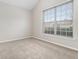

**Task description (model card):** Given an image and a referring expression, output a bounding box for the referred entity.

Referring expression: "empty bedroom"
[0,0,78,59]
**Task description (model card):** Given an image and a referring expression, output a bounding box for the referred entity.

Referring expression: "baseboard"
[32,36,78,51]
[0,36,32,43]
[0,36,77,51]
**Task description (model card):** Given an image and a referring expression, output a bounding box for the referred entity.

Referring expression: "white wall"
[32,0,78,50]
[0,2,32,42]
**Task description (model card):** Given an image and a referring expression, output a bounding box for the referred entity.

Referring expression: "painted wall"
[0,2,32,42]
[32,0,78,50]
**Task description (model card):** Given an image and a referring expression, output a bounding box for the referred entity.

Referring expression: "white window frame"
[43,0,73,39]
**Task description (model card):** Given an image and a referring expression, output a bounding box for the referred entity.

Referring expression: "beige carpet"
[0,38,78,59]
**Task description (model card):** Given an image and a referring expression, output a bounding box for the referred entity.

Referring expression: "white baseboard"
[0,36,31,43]
[0,36,77,51]
[32,36,78,51]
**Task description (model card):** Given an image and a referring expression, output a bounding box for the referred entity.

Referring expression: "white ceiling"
[0,0,39,10]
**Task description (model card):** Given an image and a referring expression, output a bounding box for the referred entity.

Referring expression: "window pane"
[50,23,54,34]
[61,31,66,36]
[44,8,55,34]
[56,6,62,21]
[44,22,55,34]
[62,2,73,20]
[56,24,61,35]
[44,10,48,22]
[56,2,73,21]
[56,31,61,35]
[56,2,73,37]
[67,32,73,37]
[48,9,55,22]
[44,23,50,33]
[57,21,73,36]
[62,4,67,20]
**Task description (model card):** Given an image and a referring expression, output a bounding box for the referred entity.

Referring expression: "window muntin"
[43,1,73,37]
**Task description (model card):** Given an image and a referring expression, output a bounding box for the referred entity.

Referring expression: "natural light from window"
[43,1,73,37]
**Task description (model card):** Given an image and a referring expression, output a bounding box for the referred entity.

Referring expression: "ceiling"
[0,0,39,10]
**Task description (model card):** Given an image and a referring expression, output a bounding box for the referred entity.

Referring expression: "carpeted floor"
[0,38,78,59]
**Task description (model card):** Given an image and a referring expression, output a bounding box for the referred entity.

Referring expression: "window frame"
[43,0,73,38]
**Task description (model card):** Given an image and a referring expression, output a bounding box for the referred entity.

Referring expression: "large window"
[43,1,73,37]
